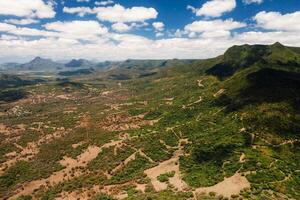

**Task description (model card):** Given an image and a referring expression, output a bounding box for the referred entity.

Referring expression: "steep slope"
[206,42,300,78]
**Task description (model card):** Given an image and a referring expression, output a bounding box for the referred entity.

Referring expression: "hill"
[0,43,299,200]
[65,59,95,68]
[206,42,300,78]
[18,57,64,72]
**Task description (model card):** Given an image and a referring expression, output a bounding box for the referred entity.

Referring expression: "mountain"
[19,57,64,71]
[206,42,300,78]
[0,43,300,200]
[65,59,95,68]
[0,74,44,89]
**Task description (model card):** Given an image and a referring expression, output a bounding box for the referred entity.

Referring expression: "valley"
[0,43,299,200]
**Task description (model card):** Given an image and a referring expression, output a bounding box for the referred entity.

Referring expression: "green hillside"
[0,43,299,200]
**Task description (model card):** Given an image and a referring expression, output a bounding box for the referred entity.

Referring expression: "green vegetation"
[157,171,175,182]
[111,154,152,184]
[0,43,299,199]
[92,193,116,200]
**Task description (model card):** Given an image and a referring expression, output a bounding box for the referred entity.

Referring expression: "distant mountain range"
[65,59,95,68]
[0,57,197,74]
[19,57,64,72]
[0,57,99,72]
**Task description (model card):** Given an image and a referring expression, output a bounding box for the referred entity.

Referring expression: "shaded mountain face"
[206,42,300,78]
[65,59,94,68]
[208,43,300,138]
[0,74,45,103]
[58,68,95,76]
[19,57,64,71]
[0,74,44,89]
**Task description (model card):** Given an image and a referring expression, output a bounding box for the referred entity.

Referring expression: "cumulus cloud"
[254,11,300,32]
[63,7,93,17]
[62,4,157,23]
[1,27,300,63]
[155,32,164,37]
[111,23,131,33]
[43,20,108,40]
[186,5,197,14]
[185,19,245,33]
[0,22,16,32]
[4,18,40,25]
[243,0,263,4]
[0,0,56,18]
[0,22,56,37]
[152,22,164,32]
[95,0,114,6]
[1,6,300,63]
[196,0,236,17]
[94,4,158,23]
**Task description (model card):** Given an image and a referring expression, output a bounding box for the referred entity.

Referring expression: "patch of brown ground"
[0,129,69,175]
[56,94,71,100]
[213,89,226,98]
[182,96,202,109]
[0,123,10,135]
[10,140,123,199]
[0,123,26,137]
[100,113,160,132]
[239,153,246,163]
[194,173,250,198]
[71,141,86,149]
[197,80,204,87]
[144,139,189,191]
[55,180,147,200]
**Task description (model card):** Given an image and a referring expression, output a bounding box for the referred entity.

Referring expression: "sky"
[0,0,300,63]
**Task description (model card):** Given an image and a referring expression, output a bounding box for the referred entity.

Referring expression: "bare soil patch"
[144,139,189,191]
[195,173,250,198]
[100,113,160,132]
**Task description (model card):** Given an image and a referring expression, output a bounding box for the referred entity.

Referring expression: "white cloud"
[4,18,39,25]
[111,23,131,33]
[95,0,114,6]
[62,4,157,23]
[77,0,90,2]
[155,32,164,37]
[152,22,164,32]
[196,0,236,18]
[254,11,300,32]
[0,0,56,18]
[185,19,245,33]
[63,7,93,17]
[43,20,108,40]
[201,30,231,38]
[0,22,16,32]
[0,34,19,40]
[186,5,197,14]
[0,22,56,37]
[243,0,263,4]
[1,28,300,63]
[94,4,158,23]
[1,8,300,63]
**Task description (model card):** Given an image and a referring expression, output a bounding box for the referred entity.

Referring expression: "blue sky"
[0,0,300,62]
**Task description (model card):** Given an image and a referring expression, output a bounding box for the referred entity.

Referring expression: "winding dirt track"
[10,140,122,199]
